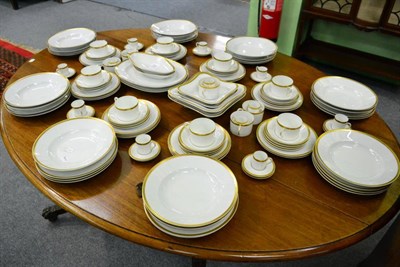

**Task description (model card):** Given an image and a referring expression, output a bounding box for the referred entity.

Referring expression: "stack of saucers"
[256,114,317,159]
[145,36,187,61]
[312,129,399,195]
[168,72,246,118]
[4,72,71,117]
[168,119,231,160]
[199,57,246,82]
[79,40,121,66]
[48,28,96,56]
[115,52,188,93]
[71,65,121,100]
[33,118,118,183]
[311,76,378,119]
[150,19,198,43]
[251,81,303,112]
[225,36,277,64]
[142,155,238,238]
[101,96,161,138]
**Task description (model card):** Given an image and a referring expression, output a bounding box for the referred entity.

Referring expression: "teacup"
[212,51,233,72]
[195,41,209,54]
[270,75,294,98]
[156,36,175,54]
[255,66,269,80]
[127,37,140,50]
[102,57,121,73]
[114,96,139,121]
[89,40,108,57]
[56,63,70,77]
[332,114,351,129]
[251,151,273,171]
[71,99,87,117]
[188,118,216,147]
[135,134,156,155]
[230,108,254,137]
[80,65,103,86]
[198,77,220,100]
[242,100,264,125]
[275,113,303,141]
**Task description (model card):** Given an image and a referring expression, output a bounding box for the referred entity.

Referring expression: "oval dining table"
[1,28,399,266]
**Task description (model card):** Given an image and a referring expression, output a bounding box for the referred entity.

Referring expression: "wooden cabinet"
[294,0,400,82]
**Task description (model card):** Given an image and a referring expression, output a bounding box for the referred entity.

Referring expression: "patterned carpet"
[0,39,34,96]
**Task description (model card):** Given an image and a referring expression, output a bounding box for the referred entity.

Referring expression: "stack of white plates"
[150,20,198,43]
[33,118,118,183]
[251,82,303,112]
[115,56,189,93]
[312,129,399,195]
[47,28,96,56]
[199,58,246,82]
[145,42,187,61]
[168,72,246,118]
[79,46,121,66]
[102,100,161,138]
[4,72,70,117]
[71,70,121,101]
[256,117,317,159]
[225,37,277,64]
[168,122,231,160]
[311,76,378,119]
[142,155,238,238]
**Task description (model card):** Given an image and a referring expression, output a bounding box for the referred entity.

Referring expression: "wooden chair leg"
[10,0,19,10]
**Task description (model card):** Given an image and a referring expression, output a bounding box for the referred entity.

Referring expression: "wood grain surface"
[1,29,399,262]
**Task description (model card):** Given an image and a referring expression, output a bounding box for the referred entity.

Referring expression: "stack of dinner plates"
[102,100,161,138]
[150,20,198,43]
[199,58,246,82]
[311,76,378,119]
[115,53,189,93]
[256,116,317,159]
[225,36,277,64]
[47,28,96,56]
[71,69,121,101]
[168,121,231,160]
[4,72,71,117]
[142,155,238,238]
[312,129,399,195]
[33,118,118,183]
[168,72,246,118]
[251,82,303,112]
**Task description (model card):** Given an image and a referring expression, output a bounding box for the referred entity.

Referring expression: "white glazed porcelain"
[241,153,275,179]
[211,51,234,72]
[108,100,149,126]
[130,53,175,76]
[87,40,109,57]
[125,37,144,51]
[150,20,197,36]
[199,60,246,82]
[230,109,254,137]
[155,36,175,54]
[251,150,273,171]
[78,65,104,86]
[179,123,225,153]
[66,101,95,119]
[102,57,121,73]
[242,100,264,125]
[71,72,121,100]
[48,28,96,50]
[270,75,294,99]
[265,116,310,146]
[193,41,212,56]
[275,113,303,141]
[129,140,160,162]
[188,118,216,147]
[135,134,156,155]
[113,96,140,122]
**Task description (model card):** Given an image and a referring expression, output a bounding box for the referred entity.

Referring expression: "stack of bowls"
[225,36,277,64]
[150,19,198,43]
[101,95,161,138]
[312,129,399,195]
[256,113,318,159]
[33,118,118,183]
[47,28,96,56]
[311,76,377,119]
[145,36,187,61]
[251,76,303,112]
[79,40,121,66]
[71,65,121,100]
[168,118,231,160]
[168,72,246,118]
[4,72,70,117]
[115,52,188,93]
[199,51,246,82]
[142,155,239,238]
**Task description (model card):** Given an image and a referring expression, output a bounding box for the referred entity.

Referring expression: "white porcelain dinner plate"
[199,61,246,82]
[142,155,238,227]
[33,118,115,171]
[4,72,70,108]
[48,28,96,50]
[151,20,197,36]
[178,123,226,153]
[312,76,377,111]
[314,129,399,187]
[225,36,277,58]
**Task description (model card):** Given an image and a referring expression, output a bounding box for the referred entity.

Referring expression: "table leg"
[192,258,206,267]
[42,205,67,222]
[10,0,19,10]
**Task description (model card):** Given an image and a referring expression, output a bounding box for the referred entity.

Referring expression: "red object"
[259,0,283,40]
[0,39,34,58]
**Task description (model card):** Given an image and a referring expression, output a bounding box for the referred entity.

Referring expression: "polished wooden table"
[1,29,400,264]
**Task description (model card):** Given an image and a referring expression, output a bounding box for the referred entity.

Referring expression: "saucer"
[151,43,180,56]
[129,141,161,162]
[193,47,212,57]
[79,48,121,66]
[66,105,95,119]
[250,72,271,83]
[108,100,149,125]
[262,82,297,102]
[199,61,246,82]
[57,67,76,78]
[206,59,239,74]
[75,71,111,89]
[265,117,310,146]
[241,154,275,179]
[323,119,352,132]
[71,72,121,100]
[124,42,144,51]
[145,44,187,61]
[85,45,116,60]
[178,123,226,153]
